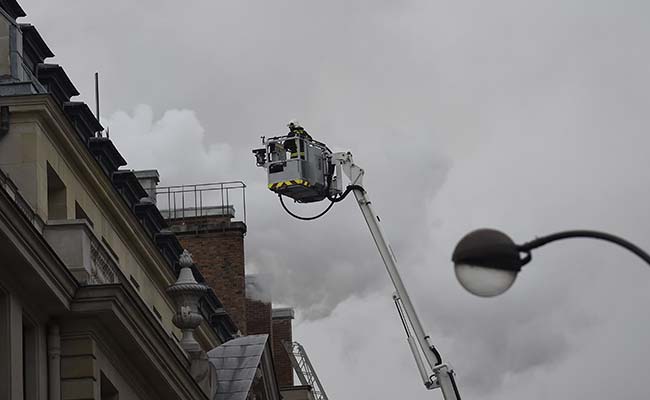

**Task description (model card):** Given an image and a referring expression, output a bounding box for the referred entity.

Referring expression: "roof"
[20,24,54,61]
[0,0,26,19]
[207,334,269,400]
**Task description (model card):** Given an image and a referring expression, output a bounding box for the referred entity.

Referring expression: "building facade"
[0,1,324,399]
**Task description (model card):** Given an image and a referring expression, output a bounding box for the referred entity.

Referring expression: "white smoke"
[105,104,233,186]
[245,274,273,304]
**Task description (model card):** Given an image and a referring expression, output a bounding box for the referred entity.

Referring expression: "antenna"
[94,72,101,137]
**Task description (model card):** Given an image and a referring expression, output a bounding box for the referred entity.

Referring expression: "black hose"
[278,195,335,221]
[429,344,443,366]
[279,185,364,221]
[327,184,364,203]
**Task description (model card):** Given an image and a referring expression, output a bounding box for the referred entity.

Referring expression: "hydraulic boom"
[253,127,461,399]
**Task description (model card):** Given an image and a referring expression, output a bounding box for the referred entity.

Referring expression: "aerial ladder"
[282,340,329,400]
[253,123,461,400]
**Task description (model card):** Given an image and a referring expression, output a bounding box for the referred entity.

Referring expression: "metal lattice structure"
[282,341,329,400]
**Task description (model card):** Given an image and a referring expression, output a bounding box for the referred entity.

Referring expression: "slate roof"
[208,334,269,400]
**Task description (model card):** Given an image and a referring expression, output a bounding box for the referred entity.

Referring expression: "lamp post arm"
[518,230,650,266]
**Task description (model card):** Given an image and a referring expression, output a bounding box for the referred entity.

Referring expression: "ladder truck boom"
[253,126,461,399]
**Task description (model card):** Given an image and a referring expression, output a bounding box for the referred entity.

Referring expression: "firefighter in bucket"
[285,120,312,159]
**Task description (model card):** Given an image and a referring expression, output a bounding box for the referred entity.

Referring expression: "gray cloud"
[18,0,650,398]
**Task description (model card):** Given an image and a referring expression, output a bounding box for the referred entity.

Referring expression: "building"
[153,180,318,400]
[0,1,321,399]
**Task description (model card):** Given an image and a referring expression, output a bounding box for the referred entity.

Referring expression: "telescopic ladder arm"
[332,152,461,400]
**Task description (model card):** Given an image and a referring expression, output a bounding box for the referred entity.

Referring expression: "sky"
[17,0,650,399]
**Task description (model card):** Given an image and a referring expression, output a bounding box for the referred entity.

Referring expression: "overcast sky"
[18,0,650,398]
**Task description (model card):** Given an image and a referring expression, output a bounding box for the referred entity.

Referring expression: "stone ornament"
[166,249,209,352]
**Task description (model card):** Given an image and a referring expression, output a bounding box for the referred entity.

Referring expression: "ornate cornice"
[0,0,25,19]
[71,284,210,400]
[134,199,168,239]
[63,101,103,143]
[0,94,232,346]
[36,64,79,105]
[112,170,148,210]
[19,24,53,71]
[155,229,184,268]
[88,137,127,176]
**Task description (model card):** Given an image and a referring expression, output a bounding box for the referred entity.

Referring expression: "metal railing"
[155,181,246,224]
[282,340,329,400]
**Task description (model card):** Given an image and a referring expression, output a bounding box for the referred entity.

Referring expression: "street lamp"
[452,228,650,297]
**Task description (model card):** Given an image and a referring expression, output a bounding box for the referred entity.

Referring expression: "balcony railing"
[43,219,119,285]
[0,167,119,285]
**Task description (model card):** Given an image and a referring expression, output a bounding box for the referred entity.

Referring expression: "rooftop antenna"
[94,72,101,137]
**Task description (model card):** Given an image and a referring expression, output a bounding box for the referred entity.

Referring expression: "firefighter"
[285,120,312,159]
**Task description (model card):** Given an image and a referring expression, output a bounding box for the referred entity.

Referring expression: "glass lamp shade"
[454,263,517,297]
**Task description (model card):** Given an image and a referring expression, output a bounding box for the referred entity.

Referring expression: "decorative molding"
[0,180,78,310]
[36,64,79,106]
[19,24,53,72]
[88,137,127,177]
[63,101,102,143]
[0,0,25,19]
[70,284,211,400]
[134,198,168,239]
[154,229,183,268]
[0,94,232,345]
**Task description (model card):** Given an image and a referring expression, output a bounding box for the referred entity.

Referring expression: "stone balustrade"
[43,219,118,285]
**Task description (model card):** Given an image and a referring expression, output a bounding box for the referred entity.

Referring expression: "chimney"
[246,275,272,342]
[162,182,248,333]
[272,307,295,387]
[133,169,160,205]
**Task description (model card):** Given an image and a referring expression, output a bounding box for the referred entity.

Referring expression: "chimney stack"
[246,275,272,340]
[133,169,160,205]
[272,307,295,387]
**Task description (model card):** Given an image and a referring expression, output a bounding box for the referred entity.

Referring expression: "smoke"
[29,0,650,397]
[105,104,233,186]
[244,137,451,320]
[245,274,273,304]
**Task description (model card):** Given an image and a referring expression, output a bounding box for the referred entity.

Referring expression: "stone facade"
[0,1,237,399]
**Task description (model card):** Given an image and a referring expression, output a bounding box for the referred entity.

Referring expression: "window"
[100,372,118,400]
[22,316,37,400]
[75,202,94,228]
[47,163,67,220]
